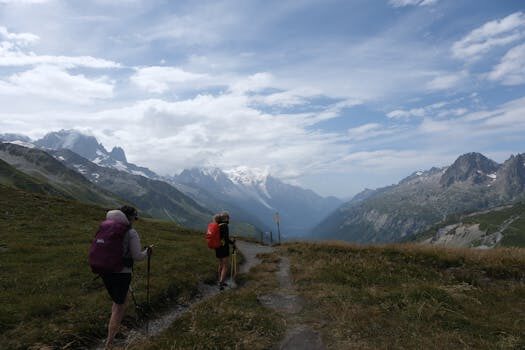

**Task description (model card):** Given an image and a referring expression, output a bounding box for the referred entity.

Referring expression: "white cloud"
[131,66,210,93]
[250,87,321,108]
[0,50,121,68]
[0,26,39,45]
[304,99,362,125]
[229,72,274,94]
[388,0,438,8]
[141,3,239,46]
[0,26,120,68]
[0,0,50,3]
[340,149,447,174]
[488,43,525,85]
[347,123,397,141]
[482,96,525,128]
[0,90,352,179]
[387,101,448,119]
[0,65,114,103]
[426,71,467,91]
[418,95,525,135]
[452,12,525,60]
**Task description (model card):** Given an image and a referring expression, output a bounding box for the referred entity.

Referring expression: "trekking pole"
[129,284,143,319]
[146,246,152,335]
[230,243,237,284]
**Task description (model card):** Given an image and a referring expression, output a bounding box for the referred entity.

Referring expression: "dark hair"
[220,211,230,223]
[119,205,138,220]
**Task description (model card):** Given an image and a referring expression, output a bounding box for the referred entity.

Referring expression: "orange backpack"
[205,222,221,249]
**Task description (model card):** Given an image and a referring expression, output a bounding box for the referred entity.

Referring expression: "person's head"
[220,211,230,223]
[213,214,221,223]
[119,205,138,223]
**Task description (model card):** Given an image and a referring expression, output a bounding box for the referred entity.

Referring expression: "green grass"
[284,242,525,350]
[130,252,285,350]
[0,185,218,349]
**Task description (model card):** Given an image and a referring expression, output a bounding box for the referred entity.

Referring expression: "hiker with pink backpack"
[88,205,152,349]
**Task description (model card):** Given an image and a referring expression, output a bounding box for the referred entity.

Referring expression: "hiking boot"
[219,281,228,290]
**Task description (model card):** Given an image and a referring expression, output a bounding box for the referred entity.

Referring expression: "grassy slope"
[0,158,70,198]
[130,252,285,350]
[0,185,218,350]
[0,143,122,208]
[410,202,525,247]
[285,242,525,349]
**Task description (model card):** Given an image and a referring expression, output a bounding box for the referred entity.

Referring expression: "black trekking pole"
[146,246,152,335]
[230,241,237,287]
[129,284,144,320]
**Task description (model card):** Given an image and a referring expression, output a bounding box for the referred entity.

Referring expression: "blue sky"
[0,0,524,198]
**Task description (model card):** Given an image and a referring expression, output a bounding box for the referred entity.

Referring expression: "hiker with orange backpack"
[216,211,235,290]
[88,205,152,349]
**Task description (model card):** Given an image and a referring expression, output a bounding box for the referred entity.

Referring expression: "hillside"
[0,184,218,350]
[411,202,525,248]
[0,158,68,197]
[49,148,216,231]
[0,143,123,207]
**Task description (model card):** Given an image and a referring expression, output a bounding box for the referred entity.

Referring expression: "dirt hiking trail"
[93,241,324,349]
[257,252,325,350]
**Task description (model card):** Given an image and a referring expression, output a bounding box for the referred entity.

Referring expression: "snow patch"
[131,170,148,177]
[487,173,497,180]
[6,140,35,148]
[224,166,269,186]
[62,131,82,149]
[113,160,128,171]
[73,164,87,174]
[415,171,423,176]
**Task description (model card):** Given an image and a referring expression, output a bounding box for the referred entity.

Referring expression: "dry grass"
[285,241,525,350]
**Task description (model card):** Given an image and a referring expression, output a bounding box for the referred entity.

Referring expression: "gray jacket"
[106,210,148,273]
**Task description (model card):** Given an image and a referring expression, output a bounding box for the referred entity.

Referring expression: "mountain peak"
[224,166,270,185]
[110,146,127,163]
[177,167,234,188]
[494,153,525,196]
[0,133,32,143]
[439,152,499,187]
[35,129,105,160]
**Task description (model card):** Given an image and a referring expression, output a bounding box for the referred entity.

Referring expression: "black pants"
[101,273,132,304]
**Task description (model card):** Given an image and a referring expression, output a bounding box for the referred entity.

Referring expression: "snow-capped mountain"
[2,129,341,236]
[34,129,159,179]
[172,166,342,238]
[0,133,35,148]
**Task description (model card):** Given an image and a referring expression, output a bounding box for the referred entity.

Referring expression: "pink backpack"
[88,219,129,274]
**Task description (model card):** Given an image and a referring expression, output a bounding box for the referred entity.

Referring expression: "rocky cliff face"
[439,152,499,187]
[494,153,525,198]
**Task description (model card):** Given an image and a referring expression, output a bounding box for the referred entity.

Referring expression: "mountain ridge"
[313,151,525,243]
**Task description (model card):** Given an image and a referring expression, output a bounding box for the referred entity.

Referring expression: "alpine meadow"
[1,1,525,349]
